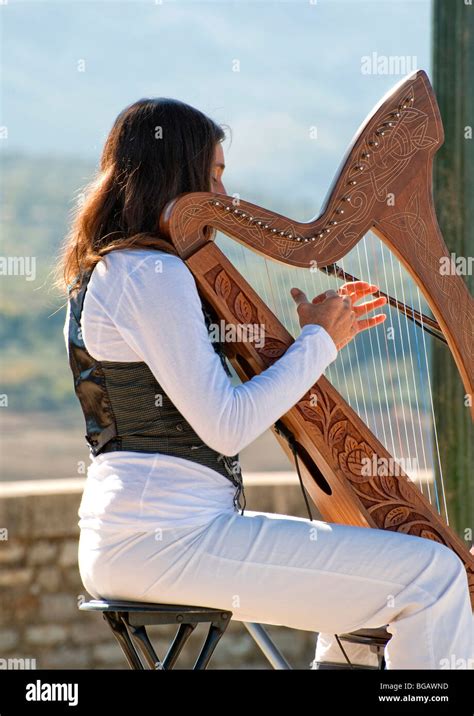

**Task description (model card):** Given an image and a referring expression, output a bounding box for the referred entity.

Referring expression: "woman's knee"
[422,540,468,594]
[433,541,465,573]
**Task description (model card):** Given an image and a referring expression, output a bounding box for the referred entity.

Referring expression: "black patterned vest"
[66,261,246,514]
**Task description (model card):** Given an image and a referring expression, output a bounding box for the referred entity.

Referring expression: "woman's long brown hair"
[54,97,226,293]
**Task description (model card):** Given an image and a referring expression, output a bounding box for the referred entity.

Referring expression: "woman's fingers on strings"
[355,313,387,332]
[339,283,387,312]
[290,283,386,338]
[338,281,379,297]
[353,295,387,315]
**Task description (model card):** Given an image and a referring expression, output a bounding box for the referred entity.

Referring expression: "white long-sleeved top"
[64,248,338,531]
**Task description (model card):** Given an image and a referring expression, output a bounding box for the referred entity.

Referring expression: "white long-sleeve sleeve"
[84,249,338,457]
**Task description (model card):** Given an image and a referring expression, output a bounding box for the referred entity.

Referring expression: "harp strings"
[344,233,445,520]
[216,230,447,524]
[414,282,447,520]
[391,251,426,491]
[368,236,430,501]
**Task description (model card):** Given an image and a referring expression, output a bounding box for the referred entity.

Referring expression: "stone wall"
[0,474,320,670]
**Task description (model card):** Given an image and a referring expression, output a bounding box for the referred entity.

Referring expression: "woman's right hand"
[290,287,355,349]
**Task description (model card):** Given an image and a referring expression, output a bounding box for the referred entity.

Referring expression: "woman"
[57,97,473,670]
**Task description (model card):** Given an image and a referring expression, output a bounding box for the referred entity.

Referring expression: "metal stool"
[80,599,390,670]
[79,599,232,670]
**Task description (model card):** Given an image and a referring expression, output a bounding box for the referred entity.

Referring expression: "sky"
[1,0,432,211]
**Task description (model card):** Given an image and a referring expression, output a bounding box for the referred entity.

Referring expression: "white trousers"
[78,507,474,670]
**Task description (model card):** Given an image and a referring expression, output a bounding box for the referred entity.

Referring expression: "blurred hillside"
[1,151,96,411]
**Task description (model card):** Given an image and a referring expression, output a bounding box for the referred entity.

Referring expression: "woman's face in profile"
[211,142,227,196]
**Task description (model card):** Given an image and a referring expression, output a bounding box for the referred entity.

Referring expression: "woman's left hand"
[311,281,387,350]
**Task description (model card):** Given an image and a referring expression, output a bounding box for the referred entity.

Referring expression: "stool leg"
[194,622,228,670]
[163,623,197,669]
[103,612,144,670]
[127,624,163,670]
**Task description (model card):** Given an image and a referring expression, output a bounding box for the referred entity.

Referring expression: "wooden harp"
[160,70,474,608]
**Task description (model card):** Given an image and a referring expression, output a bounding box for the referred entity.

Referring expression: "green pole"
[432,0,474,539]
